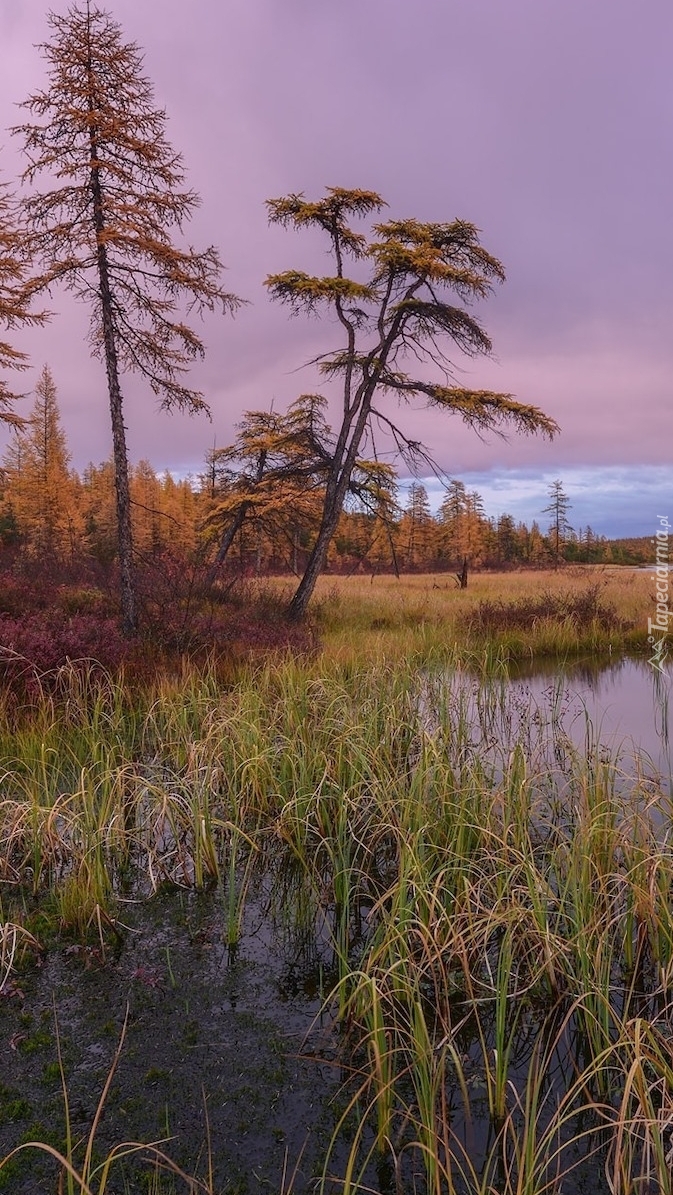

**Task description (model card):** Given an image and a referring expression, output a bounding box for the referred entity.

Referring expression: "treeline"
[340,482,651,572]
[0,367,648,577]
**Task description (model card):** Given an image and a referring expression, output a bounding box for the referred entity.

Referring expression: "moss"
[41,1061,61,1086]
[19,1120,63,1150]
[0,1121,67,1189]
[0,1155,23,1190]
[143,1067,169,1086]
[18,1029,51,1055]
[182,1020,199,1046]
[0,1085,32,1124]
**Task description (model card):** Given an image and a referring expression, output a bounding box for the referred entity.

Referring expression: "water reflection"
[505,655,671,783]
[427,656,672,800]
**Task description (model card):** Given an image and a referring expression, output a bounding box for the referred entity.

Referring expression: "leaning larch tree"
[14,3,239,634]
[265,189,559,620]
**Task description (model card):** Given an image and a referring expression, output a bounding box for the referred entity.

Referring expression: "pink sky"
[1,0,671,534]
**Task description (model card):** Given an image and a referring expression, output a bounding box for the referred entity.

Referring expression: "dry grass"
[299,567,653,660]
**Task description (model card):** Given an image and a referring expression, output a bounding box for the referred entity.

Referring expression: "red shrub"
[0,609,128,685]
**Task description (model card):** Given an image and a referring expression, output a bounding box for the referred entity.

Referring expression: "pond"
[509,655,670,773]
[435,654,672,786]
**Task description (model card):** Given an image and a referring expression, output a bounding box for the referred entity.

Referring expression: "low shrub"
[55,586,117,617]
[462,583,632,635]
[0,567,315,701]
[0,609,129,696]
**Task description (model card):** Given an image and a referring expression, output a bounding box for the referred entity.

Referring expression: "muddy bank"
[0,885,348,1193]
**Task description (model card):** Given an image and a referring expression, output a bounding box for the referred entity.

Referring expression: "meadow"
[308,566,650,658]
[1,566,671,1194]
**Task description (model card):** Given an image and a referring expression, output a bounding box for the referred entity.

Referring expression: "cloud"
[0,0,671,538]
[418,465,673,538]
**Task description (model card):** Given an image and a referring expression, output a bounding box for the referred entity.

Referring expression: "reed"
[1,640,671,1193]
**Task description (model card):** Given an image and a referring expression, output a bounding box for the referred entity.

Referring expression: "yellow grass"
[290,565,654,659]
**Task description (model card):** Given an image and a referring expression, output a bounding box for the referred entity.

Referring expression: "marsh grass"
[1,643,672,1193]
[0,920,41,992]
[306,567,652,661]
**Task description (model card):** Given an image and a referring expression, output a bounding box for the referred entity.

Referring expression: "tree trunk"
[90,173,136,635]
[104,309,136,635]
[287,367,386,620]
[206,450,267,589]
[288,511,340,620]
[288,406,372,619]
[204,503,249,588]
[288,446,353,619]
[87,40,136,635]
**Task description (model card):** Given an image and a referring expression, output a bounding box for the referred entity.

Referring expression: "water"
[507,655,671,778]
[0,885,347,1194]
[428,655,672,793]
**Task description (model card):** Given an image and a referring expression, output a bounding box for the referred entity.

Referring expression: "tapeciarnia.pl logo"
[648,515,670,674]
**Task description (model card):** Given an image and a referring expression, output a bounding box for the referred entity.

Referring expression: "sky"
[0,0,672,537]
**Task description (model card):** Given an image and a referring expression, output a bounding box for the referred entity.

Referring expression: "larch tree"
[81,459,117,564]
[14,3,240,633]
[0,181,45,427]
[495,512,519,565]
[205,394,398,579]
[401,482,435,569]
[130,459,163,559]
[205,396,332,581]
[160,472,199,556]
[543,478,573,568]
[439,478,468,565]
[265,188,559,620]
[526,519,548,566]
[463,490,488,566]
[2,364,80,557]
[334,483,401,574]
[438,482,487,584]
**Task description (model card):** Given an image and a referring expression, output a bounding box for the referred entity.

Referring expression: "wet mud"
[0,885,346,1193]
